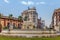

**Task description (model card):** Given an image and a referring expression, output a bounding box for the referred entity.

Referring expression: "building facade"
[52,8,60,31]
[37,19,41,29]
[0,7,42,30]
[0,15,23,29]
[41,20,45,29]
[21,7,38,29]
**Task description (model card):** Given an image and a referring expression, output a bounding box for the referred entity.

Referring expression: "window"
[33,18,36,22]
[13,23,16,29]
[7,22,10,29]
[33,15,35,18]
[27,27,29,29]
[18,24,21,29]
[58,12,60,16]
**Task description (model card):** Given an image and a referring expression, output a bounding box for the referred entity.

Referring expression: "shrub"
[3,26,8,29]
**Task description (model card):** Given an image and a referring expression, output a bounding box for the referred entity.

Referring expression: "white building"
[41,20,45,29]
[52,8,60,32]
[21,7,38,29]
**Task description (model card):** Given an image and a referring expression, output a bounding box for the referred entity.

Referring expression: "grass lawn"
[0,36,60,40]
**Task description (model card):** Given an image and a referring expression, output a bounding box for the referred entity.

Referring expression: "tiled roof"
[1,16,18,21]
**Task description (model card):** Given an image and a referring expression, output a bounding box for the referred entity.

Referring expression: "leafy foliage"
[18,16,23,22]
[24,16,28,21]
[8,14,13,19]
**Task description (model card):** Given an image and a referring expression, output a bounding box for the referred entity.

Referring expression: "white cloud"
[4,0,9,3]
[28,1,34,5]
[36,2,46,5]
[21,1,46,5]
[21,1,34,5]
[21,1,27,5]
[40,2,46,4]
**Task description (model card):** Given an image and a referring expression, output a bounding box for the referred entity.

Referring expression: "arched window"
[18,23,21,29]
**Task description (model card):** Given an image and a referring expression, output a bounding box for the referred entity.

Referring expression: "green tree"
[0,13,2,23]
[8,14,13,19]
[24,16,28,21]
[8,14,13,24]
[18,16,23,22]
[18,16,23,29]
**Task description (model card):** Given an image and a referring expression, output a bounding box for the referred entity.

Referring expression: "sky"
[0,0,60,26]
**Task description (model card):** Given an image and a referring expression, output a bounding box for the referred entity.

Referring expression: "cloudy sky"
[0,0,60,26]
